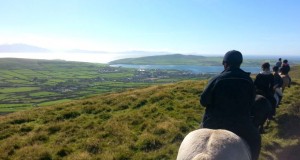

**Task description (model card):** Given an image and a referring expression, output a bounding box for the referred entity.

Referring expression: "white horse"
[177,129,251,160]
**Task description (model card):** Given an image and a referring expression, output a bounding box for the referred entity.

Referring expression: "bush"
[136,134,163,152]
[57,111,81,120]
[11,145,53,160]
[20,125,33,133]
[48,125,61,134]
[57,148,72,157]
[133,99,147,109]
[31,133,49,143]
[84,138,101,154]
[10,118,33,124]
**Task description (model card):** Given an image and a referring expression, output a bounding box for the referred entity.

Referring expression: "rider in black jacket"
[200,50,261,160]
[254,62,276,119]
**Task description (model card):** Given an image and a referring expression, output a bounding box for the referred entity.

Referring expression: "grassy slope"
[289,65,300,79]
[0,68,299,160]
[0,81,204,160]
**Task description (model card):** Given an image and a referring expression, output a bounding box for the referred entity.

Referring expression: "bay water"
[110,64,261,74]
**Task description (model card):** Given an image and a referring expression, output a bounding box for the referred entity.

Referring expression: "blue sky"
[0,0,299,59]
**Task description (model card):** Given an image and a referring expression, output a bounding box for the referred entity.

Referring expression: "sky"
[0,0,299,62]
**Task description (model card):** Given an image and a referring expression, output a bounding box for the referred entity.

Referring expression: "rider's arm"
[200,78,217,107]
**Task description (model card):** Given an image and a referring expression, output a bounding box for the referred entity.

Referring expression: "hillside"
[108,54,295,67]
[109,54,215,65]
[0,70,300,159]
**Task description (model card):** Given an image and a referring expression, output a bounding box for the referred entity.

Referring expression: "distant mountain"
[108,54,223,65]
[66,49,107,54]
[0,44,50,52]
[119,50,180,55]
[109,54,300,67]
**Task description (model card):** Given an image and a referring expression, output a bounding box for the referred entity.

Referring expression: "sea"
[110,64,261,74]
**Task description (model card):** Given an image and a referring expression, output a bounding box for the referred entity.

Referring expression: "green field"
[0,58,210,112]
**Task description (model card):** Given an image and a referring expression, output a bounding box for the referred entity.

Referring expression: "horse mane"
[177,129,251,160]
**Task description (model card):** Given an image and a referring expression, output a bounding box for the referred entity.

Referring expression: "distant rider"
[280,59,291,90]
[273,66,283,106]
[254,62,276,119]
[275,58,282,68]
[200,50,261,160]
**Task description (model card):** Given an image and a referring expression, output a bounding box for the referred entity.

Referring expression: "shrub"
[114,104,129,111]
[57,147,72,157]
[11,145,52,160]
[31,133,49,143]
[133,99,147,109]
[83,138,101,154]
[57,111,81,120]
[20,125,33,133]
[48,125,61,134]
[0,133,12,140]
[136,134,163,152]
[171,133,184,143]
[99,113,111,120]
[153,128,167,135]
[10,118,33,124]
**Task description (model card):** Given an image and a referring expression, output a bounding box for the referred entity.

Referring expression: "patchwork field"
[0,58,210,112]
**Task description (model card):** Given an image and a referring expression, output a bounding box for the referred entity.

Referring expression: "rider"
[275,58,282,68]
[273,66,283,106]
[280,59,292,89]
[254,62,276,119]
[200,50,261,160]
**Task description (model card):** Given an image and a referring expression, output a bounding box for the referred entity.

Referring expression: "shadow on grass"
[291,81,300,86]
[277,113,300,138]
[276,102,300,160]
[277,144,300,160]
[277,101,300,137]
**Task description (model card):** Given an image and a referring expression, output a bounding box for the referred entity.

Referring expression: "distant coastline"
[110,64,261,74]
[1,52,300,65]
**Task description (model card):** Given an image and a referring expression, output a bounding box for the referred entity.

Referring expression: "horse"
[280,74,291,93]
[176,128,251,160]
[251,94,273,133]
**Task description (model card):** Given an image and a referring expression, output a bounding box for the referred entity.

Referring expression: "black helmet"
[223,50,243,66]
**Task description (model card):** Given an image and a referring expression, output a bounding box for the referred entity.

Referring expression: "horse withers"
[177,128,251,160]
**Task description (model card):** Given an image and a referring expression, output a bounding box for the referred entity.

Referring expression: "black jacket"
[254,72,274,97]
[200,67,260,160]
[200,67,255,119]
[273,72,283,88]
[200,68,261,160]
